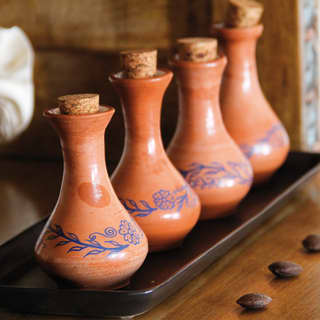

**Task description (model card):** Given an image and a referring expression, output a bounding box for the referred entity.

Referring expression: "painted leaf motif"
[84,249,104,257]
[67,246,86,253]
[105,240,122,247]
[67,232,79,241]
[140,200,151,208]
[55,240,70,247]
[128,199,137,207]
[175,194,187,210]
[135,213,150,217]
[86,239,101,247]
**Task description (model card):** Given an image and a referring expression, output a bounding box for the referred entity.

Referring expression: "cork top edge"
[171,52,226,67]
[109,68,172,83]
[120,48,156,55]
[211,23,264,39]
[44,106,114,118]
[229,0,263,9]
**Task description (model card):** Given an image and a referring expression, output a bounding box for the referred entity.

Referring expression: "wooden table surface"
[1,158,320,319]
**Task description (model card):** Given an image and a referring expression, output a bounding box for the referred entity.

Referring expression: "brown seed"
[268,261,303,278]
[303,234,320,252]
[237,293,272,310]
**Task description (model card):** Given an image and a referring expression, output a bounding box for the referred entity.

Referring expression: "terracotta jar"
[167,54,253,220]
[109,70,201,252]
[213,24,290,184]
[34,106,148,289]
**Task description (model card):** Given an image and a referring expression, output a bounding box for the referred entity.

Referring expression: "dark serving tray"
[0,151,319,319]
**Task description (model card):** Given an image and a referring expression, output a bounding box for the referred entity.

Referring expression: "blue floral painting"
[44,219,140,258]
[239,123,288,159]
[120,184,198,218]
[180,161,253,190]
[119,220,141,245]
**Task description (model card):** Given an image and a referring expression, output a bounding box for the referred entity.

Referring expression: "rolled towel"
[0,26,34,144]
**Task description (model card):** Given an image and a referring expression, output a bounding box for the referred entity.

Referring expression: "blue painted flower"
[119,220,130,234]
[152,189,175,210]
[119,220,140,245]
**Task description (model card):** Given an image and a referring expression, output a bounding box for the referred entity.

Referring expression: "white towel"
[0,26,34,144]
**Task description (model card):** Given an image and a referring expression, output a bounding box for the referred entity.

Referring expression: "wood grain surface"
[0,0,212,51]
[0,157,320,319]
[0,0,303,160]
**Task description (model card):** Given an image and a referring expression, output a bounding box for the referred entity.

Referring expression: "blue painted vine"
[240,123,288,159]
[120,184,198,218]
[44,219,140,258]
[180,161,253,190]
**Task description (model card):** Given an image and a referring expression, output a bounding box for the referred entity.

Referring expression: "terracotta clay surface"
[167,54,253,220]
[214,25,290,184]
[34,104,148,289]
[109,70,201,252]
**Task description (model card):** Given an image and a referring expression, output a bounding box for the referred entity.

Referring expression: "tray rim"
[0,150,320,318]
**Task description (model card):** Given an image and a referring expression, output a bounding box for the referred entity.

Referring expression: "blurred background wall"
[0,0,317,167]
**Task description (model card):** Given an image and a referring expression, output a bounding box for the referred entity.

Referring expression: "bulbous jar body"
[167,55,253,220]
[109,70,201,252]
[34,107,148,289]
[215,24,290,184]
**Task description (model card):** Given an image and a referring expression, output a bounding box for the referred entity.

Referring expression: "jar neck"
[110,71,172,158]
[223,37,258,80]
[60,132,108,183]
[173,56,227,140]
[124,101,163,156]
[45,108,113,184]
[218,25,263,84]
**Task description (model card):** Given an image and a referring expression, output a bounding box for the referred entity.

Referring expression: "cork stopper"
[176,37,218,62]
[120,49,157,79]
[58,94,99,115]
[226,0,264,28]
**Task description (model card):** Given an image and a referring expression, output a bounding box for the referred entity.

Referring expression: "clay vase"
[213,24,290,184]
[109,70,201,252]
[34,106,148,289]
[167,54,253,220]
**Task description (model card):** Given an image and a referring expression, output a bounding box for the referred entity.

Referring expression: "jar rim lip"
[109,68,173,83]
[170,52,227,69]
[43,105,115,118]
[211,23,263,37]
